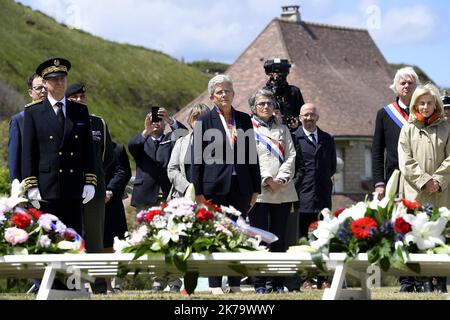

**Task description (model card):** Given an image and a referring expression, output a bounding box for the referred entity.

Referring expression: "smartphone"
[151,106,161,122]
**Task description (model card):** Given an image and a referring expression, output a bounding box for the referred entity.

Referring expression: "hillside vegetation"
[0,0,209,146]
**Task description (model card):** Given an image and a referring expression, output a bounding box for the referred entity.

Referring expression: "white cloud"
[369,5,439,45]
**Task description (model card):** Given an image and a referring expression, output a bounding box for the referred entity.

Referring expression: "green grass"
[0,287,448,300]
[0,0,209,147]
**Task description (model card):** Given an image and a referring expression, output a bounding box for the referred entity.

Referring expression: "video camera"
[264,59,291,75]
[263,59,295,125]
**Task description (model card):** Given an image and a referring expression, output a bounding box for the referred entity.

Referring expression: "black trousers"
[205,176,252,288]
[248,202,291,289]
[41,199,83,236]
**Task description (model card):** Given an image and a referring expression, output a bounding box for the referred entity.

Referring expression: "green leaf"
[311,250,325,272]
[183,246,192,261]
[183,271,199,295]
[379,256,390,272]
[228,264,249,276]
[172,253,188,273]
[116,264,130,278]
[405,263,421,274]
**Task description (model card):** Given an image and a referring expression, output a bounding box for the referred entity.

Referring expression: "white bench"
[1,252,449,300]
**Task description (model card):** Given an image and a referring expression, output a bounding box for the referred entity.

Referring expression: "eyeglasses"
[300,113,316,118]
[32,86,46,91]
[256,101,275,108]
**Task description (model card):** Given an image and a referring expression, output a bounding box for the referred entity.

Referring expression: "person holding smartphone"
[128,105,185,292]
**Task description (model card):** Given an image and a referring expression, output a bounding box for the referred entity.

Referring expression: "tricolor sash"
[384,101,409,129]
[252,119,285,164]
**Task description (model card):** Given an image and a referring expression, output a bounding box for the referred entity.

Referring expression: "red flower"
[64,229,77,240]
[196,208,214,222]
[402,199,422,211]
[201,199,222,213]
[144,209,162,223]
[394,217,412,234]
[11,213,32,229]
[161,203,168,209]
[333,208,345,218]
[351,217,378,239]
[27,208,43,219]
[308,221,319,232]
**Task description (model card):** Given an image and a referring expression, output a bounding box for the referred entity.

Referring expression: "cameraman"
[263,59,305,130]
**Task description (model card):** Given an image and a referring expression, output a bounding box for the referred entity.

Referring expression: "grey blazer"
[167,132,192,199]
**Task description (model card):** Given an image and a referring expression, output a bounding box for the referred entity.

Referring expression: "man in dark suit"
[22,57,96,234]
[128,106,185,292]
[128,107,184,211]
[289,103,336,291]
[371,66,419,293]
[372,67,419,198]
[190,74,261,294]
[8,73,47,182]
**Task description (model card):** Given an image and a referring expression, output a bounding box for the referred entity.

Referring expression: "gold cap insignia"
[54,59,60,66]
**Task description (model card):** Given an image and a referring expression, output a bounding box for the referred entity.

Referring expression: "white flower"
[152,215,167,229]
[39,235,52,248]
[0,211,6,225]
[157,218,187,243]
[7,179,28,208]
[338,201,366,223]
[57,241,77,250]
[55,220,67,236]
[37,214,60,232]
[113,237,131,252]
[129,225,149,245]
[311,210,340,249]
[404,212,447,250]
[438,207,450,220]
[220,205,241,217]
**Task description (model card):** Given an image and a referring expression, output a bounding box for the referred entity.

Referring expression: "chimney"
[280,5,301,23]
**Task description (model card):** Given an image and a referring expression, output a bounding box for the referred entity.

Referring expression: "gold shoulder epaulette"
[90,114,102,120]
[24,99,42,108]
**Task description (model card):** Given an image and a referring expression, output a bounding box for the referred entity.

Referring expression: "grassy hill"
[0,0,209,146]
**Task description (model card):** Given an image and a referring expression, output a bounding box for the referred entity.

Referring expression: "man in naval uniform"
[22,57,96,235]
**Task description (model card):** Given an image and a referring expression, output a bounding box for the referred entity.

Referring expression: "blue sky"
[16,0,450,87]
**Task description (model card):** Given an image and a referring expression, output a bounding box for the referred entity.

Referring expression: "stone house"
[175,6,396,209]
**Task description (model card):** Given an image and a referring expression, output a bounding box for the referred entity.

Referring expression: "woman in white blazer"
[248,89,298,294]
[167,104,210,198]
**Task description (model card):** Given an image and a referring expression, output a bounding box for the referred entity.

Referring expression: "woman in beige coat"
[398,83,449,293]
[398,83,450,208]
[248,89,298,294]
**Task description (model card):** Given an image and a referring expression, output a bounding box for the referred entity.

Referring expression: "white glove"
[82,185,96,204]
[28,187,42,209]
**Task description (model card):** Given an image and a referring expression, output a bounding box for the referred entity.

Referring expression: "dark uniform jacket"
[8,110,24,182]
[22,98,97,199]
[372,98,405,186]
[128,132,174,207]
[106,143,132,200]
[190,107,262,197]
[293,126,336,213]
[89,115,115,198]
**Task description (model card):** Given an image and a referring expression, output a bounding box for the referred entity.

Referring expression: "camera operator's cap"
[442,94,450,109]
[66,83,86,98]
[36,57,71,79]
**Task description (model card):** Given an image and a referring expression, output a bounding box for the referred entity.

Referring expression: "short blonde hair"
[409,83,444,121]
[187,103,210,126]
[389,66,420,94]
